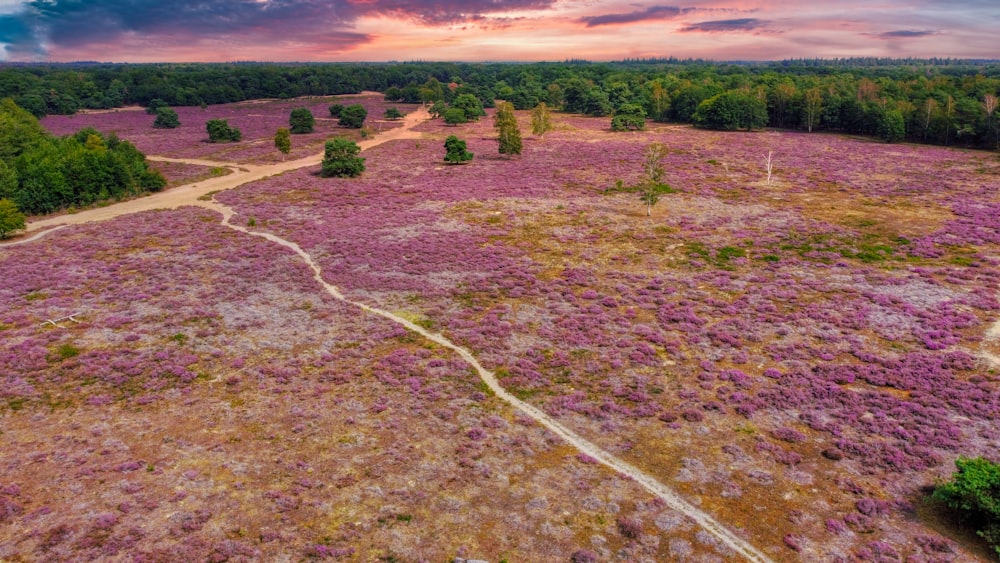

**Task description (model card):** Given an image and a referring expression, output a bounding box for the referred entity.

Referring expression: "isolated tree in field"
[289,107,315,134]
[206,119,242,142]
[152,107,180,129]
[640,142,669,216]
[611,103,646,131]
[0,198,25,239]
[443,135,473,164]
[321,138,365,178]
[383,107,404,120]
[493,101,522,157]
[443,108,467,125]
[933,456,1000,556]
[530,102,553,136]
[338,104,367,128]
[328,103,344,118]
[274,127,291,160]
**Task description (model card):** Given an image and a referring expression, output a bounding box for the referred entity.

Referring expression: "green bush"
[933,456,1000,556]
[152,107,180,129]
[321,138,365,178]
[206,119,242,142]
[289,107,315,134]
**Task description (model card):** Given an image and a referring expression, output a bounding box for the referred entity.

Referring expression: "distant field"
[2,102,999,560]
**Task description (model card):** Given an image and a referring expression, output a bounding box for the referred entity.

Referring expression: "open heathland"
[2,100,1000,561]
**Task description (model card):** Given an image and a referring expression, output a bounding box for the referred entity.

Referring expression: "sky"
[0,0,998,63]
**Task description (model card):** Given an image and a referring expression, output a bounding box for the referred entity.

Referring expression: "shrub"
[443,135,473,164]
[0,198,26,239]
[289,107,315,134]
[152,107,180,128]
[320,138,365,178]
[338,104,367,128]
[206,119,242,143]
[383,107,404,120]
[932,456,1000,556]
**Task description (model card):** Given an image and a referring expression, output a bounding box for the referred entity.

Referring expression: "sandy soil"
[16,105,429,236]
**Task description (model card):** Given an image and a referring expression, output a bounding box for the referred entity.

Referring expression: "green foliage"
[152,107,180,128]
[0,198,26,239]
[383,107,404,120]
[289,107,315,134]
[611,103,647,131]
[443,135,473,164]
[274,128,291,157]
[453,93,485,120]
[429,101,448,119]
[328,103,344,117]
[443,108,467,125]
[640,142,668,216]
[530,102,553,136]
[206,119,242,142]
[875,107,906,143]
[493,101,522,157]
[933,457,1000,556]
[145,98,168,115]
[55,343,81,360]
[321,138,365,178]
[693,90,768,131]
[338,104,367,128]
[0,101,164,215]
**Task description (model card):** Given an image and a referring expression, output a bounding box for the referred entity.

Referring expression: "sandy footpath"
[16,105,429,236]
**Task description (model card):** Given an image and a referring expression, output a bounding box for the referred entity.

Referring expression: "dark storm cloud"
[579,5,688,28]
[2,0,556,57]
[876,29,937,39]
[679,18,767,33]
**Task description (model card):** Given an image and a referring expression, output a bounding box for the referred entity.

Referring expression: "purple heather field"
[2,100,999,560]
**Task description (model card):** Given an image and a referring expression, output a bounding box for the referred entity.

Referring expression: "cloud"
[579,5,688,28]
[679,18,768,33]
[875,29,937,39]
[1,0,557,59]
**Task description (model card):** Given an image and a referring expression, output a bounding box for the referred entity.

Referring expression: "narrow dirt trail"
[201,197,775,562]
[16,106,431,237]
[4,106,774,561]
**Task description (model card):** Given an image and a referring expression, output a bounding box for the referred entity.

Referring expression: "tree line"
[1,59,998,148]
[0,98,164,218]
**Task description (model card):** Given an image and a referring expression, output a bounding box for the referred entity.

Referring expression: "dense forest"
[1,59,998,150]
[0,98,164,216]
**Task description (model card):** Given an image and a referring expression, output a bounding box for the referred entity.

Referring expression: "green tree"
[639,142,670,216]
[0,198,25,239]
[206,119,242,142]
[875,107,906,143]
[693,90,768,131]
[0,159,18,200]
[338,104,367,128]
[429,101,448,119]
[443,108,467,125]
[493,101,522,158]
[329,103,344,117]
[453,93,485,120]
[383,107,404,120]
[611,103,646,131]
[274,128,291,160]
[289,107,315,134]
[530,102,553,136]
[321,138,365,178]
[933,456,1000,556]
[145,98,168,115]
[443,135,473,164]
[152,107,180,129]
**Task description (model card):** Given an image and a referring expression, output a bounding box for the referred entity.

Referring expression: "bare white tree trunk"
[764,151,774,186]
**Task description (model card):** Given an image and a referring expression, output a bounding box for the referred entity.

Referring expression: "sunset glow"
[0,1,998,62]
